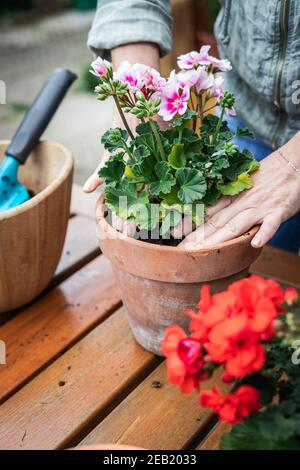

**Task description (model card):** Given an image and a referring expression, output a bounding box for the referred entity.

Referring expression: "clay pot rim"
[96,195,260,253]
[0,140,73,222]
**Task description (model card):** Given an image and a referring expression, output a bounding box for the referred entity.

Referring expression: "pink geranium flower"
[90,57,111,77]
[114,62,166,95]
[158,74,190,121]
[225,106,237,116]
[177,68,214,94]
[177,50,204,70]
[197,46,232,72]
[138,65,166,91]
[114,61,143,92]
[206,76,236,115]
[210,75,225,102]
[178,45,232,73]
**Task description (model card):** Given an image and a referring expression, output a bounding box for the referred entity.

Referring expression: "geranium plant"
[91,46,259,241]
[162,277,300,450]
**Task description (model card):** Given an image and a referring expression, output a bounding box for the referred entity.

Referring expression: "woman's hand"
[179,133,300,249]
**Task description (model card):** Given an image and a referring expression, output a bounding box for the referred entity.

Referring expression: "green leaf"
[222,149,254,181]
[134,145,150,159]
[160,186,181,206]
[101,128,129,152]
[149,161,176,196]
[248,159,260,173]
[135,121,153,135]
[235,126,255,139]
[201,114,230,138]
[98,157,125,184]
[168,143,186,169]
[176,168,207,203]
[105,178,149,220]
[217,173,253,196]
[161,126,177,142]
[207,154,230,179]
[258,409,298,441]
[202,183,221,206]
[221,417,300,450]
[181,128,203,161]
[128,145,155,178]
[173,110,197,129]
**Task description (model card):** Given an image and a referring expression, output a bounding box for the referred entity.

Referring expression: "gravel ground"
[0,10,113,185]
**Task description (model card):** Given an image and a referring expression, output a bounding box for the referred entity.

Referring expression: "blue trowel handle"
[5,68,77,164]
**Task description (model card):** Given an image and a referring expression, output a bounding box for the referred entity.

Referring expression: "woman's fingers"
[201,209,257,246]
[178,224,205,248]
[251,212,282,248]
[112,212,137,237]
[171,215,193,239]
[181,199,241,247]
[83,173,103,193]
[179,207,284,249]
[179,208,258,249]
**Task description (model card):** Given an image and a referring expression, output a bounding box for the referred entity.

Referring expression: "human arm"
[84,0,172,192]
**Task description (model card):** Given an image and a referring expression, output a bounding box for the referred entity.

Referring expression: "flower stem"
[198,94,204,124]
[190,90,197,131]
[212,106,225,146]
[113,95,134,140]
[149,119,166,161]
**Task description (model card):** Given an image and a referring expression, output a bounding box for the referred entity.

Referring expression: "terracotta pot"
[96,196,262,355]
[0,140,73,313]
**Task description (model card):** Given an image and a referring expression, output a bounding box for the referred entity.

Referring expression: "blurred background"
[0,0,220,185]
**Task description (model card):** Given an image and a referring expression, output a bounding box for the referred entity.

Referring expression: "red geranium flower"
[229,277,279,335]
[185,276,285,379]
[206,320,266,377]
[162,325,207,394]
[285,287,299,306]
[200,385,261,425]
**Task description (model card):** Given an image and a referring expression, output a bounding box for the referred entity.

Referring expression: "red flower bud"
[221,372,235,384]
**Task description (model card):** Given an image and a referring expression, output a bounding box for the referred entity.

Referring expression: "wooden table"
[0,184,299,451]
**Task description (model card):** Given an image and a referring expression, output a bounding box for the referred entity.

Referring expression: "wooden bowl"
[0,140,73,313]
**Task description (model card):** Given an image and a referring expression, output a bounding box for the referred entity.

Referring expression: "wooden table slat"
[0,308,159,450]
[0,255,120,404]
[251,246,300,288]
[196,422,230,450]
[81,363,229,451]
[53,214,100,286]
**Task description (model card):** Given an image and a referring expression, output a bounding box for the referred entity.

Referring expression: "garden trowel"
[0,68,77,212]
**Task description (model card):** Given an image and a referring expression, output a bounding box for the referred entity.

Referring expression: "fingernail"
[83,177,94,192]
[252,236,261,248]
